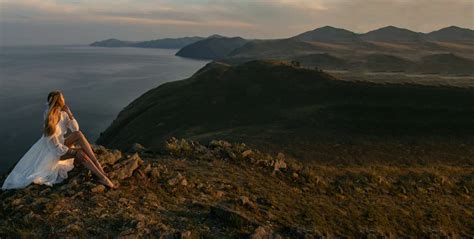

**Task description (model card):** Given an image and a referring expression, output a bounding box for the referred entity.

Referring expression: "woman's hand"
[67,148,77,157]
[63,105,74,119]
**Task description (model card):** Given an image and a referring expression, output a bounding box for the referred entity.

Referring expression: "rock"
[214,191,225,198]
[11,198,22,207]
[181,178,188,187]
[209,140,232,149]
[150,167,161,179]
[165,137,193,157]
[71,192,84,199]
[23,212,43,223]
[129,143,146,154]
[168,173,187,187]
[180,230,194,238]
[109,153,143,180]
[240,196,251,205]
[142,164,152,175]
[97,149,122,166]
[91,185,106,193]
[242,149,254,158]
[240,196,256,210]
[273,153,287,172]
[210,205,257,228]
[250,226,282,239]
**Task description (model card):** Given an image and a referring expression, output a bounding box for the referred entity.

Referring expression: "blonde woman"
[2,91,116,189]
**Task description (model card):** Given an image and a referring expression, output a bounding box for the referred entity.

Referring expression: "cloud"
[0,0,473,45]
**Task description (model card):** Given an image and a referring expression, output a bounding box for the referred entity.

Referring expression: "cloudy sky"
[1,0,473,45]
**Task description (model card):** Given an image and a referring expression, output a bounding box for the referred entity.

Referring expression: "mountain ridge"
[97,60,474,162]
[90,36,204,49]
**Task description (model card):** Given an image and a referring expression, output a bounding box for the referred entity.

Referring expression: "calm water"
[0,46,208,173]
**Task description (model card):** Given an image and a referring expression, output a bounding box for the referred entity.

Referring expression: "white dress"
[2,106,80,190]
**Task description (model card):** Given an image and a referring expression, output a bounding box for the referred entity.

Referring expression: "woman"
[2,91,116,190]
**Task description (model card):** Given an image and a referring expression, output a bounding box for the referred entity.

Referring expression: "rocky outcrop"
[0,138,472,237]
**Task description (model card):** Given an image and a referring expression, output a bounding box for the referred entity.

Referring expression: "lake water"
[0,46,208,174]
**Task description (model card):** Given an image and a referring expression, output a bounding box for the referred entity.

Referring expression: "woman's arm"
[48,134,72,157]
[63,105,80,132]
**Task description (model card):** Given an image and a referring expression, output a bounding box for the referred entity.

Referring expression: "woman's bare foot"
[98,178,118,189]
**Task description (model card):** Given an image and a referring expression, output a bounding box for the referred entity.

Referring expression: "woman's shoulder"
[59,110,68,119]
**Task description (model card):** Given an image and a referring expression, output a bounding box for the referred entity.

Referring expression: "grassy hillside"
[97,60,474,164]
[1,140,472,237]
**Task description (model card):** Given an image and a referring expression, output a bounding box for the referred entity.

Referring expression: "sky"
[1,0,473,46]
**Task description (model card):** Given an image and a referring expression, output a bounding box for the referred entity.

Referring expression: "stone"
[210,205,257,228]
[109,153,143,180]
[168,173,187,187]
[150,167,161,179]
[180,230,193,238]
[215,191,225,198]
[250,226,281,239]
[240,196,256,210]
[180,178,188,187]
[11,198,22,207]
[273,153,287,172]
[129,143,146,153]
[97,149,122,166]
[209,140,232,149]
[91,185,106,193]
[242,149,254,158]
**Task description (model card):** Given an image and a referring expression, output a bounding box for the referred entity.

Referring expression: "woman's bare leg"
[65,131,107,175]
[75,150,116,188]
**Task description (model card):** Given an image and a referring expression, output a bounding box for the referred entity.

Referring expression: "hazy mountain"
[175,36,248,60]
[360,26,424,43]
[291,26,360,43]
[131,37,204,49]
[90,37,204,49]
[90,38,134,47]
[97,60,474,158]
[426,26,474,42]
[227,39,318,59]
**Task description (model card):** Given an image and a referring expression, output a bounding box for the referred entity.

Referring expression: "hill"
[227,39,318,60]
[291,26,361,43]
[90,37,204,49]
[0,141,472,237]
[426,26,474,43]
[90,38,134,47]
[360,26,424,43]
[175,36,248,60]
[97,60,474,162]
[130,37,204,49]
[221,26,474,74]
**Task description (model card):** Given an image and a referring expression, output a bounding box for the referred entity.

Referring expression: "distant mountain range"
[90,36,204,49]
[90,26,474,75]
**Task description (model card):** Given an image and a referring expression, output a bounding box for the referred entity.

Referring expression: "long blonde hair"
[44,91,65,136]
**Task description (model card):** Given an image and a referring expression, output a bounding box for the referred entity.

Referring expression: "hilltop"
[175,36,248,60]
[1,140,472,237]
[97,60,474,163]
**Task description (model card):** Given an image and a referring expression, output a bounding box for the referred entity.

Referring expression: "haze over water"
[0,46,208,173]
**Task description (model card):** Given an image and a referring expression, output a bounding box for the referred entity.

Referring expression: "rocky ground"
[0,138,472,238]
